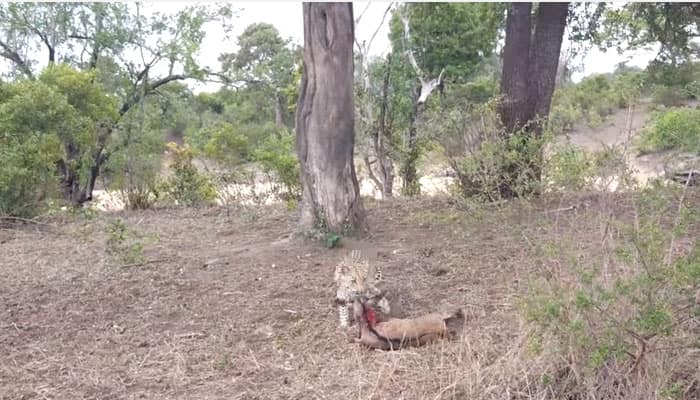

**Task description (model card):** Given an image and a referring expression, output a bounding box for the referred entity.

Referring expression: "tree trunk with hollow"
[296,2,367,235]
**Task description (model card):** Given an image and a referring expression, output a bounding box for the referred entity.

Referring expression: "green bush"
[651,85,687,108]
[0,132,62,217]
[544,145,593,191]
[544,143,635,193]
[449,102,549,202]
[646,60,698,88]
[683,80,700,99]
[549,75,616,133]
[0,77,93,217]
[462,76,498,103]
[158,143,217,207]
[547,102,583,135]
[548,70,648,135]
[189,121,250,165]
[106,108,165,211]
[0,65,120,216]
[521,182,700,395]
[454,132,547,201]
[637,107,700,153]
[252,128,301,201]
[105,217,159,266]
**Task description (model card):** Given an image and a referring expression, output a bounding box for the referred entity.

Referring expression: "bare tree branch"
[355,1,373,25]
[417,67,445,104]
[367,2,394,55]
[398,8,424,82]
[0,38,34,79]
[20,13,55,63]
[119,73,190,116]
[397,6,446,105]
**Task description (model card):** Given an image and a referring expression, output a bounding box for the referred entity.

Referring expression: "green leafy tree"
[39,64,119,203]
[219,23,300,128]
[0,2,233,204]
[386,2,504,195]
[596,3,700,65]
[0,66,116,216]
[389,3,505,80]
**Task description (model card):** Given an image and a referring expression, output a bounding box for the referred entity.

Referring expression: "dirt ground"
[1,192,698,399]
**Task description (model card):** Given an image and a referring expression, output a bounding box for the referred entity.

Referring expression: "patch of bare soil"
[1,192,698,399]
[556,99,699,185]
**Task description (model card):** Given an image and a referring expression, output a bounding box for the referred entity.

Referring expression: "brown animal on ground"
[352,299,465,350]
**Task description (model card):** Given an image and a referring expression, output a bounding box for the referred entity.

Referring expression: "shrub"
[158,143,217,207]
[549,75,616,133]
[543,143,636,193]
[521,182,700,397]
[107,116,164,211]
[544,145,593,191]
[637,107,700,153]
[453,132,547,201]
[652,85,687,108]
[105,218,146,265]
[547,101,583,135]
[0,80,78,217]
[0,133,62,217]
[190,122,250,166]
[462,76,498,103]
[548,70,648,135]
[252,128,301,202]
[683,80,700,99]
[646,60,697,88]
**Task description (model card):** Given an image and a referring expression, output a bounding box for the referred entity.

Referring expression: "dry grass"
[1,191,698,399]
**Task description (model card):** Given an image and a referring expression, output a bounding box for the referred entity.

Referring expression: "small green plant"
[637,107,700,153]
[303,213,345,248]
[325,233,342,249]
[213,353,231,371]
[105,218,146,265]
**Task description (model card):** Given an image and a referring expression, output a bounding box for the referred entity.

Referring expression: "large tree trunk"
[499,3,533,134]
[296,2,367,235]
[497,2,569,197]
[528,3,569,134]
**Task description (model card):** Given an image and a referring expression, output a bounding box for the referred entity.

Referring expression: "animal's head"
[334,251,374,296]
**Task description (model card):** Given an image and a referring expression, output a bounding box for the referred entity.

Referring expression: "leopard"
[333,250,391,328]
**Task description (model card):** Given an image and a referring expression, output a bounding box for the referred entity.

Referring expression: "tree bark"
[296,2,367,235]
[496,2,569,197]
[499,3,532,134]
[528,3,569,135]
